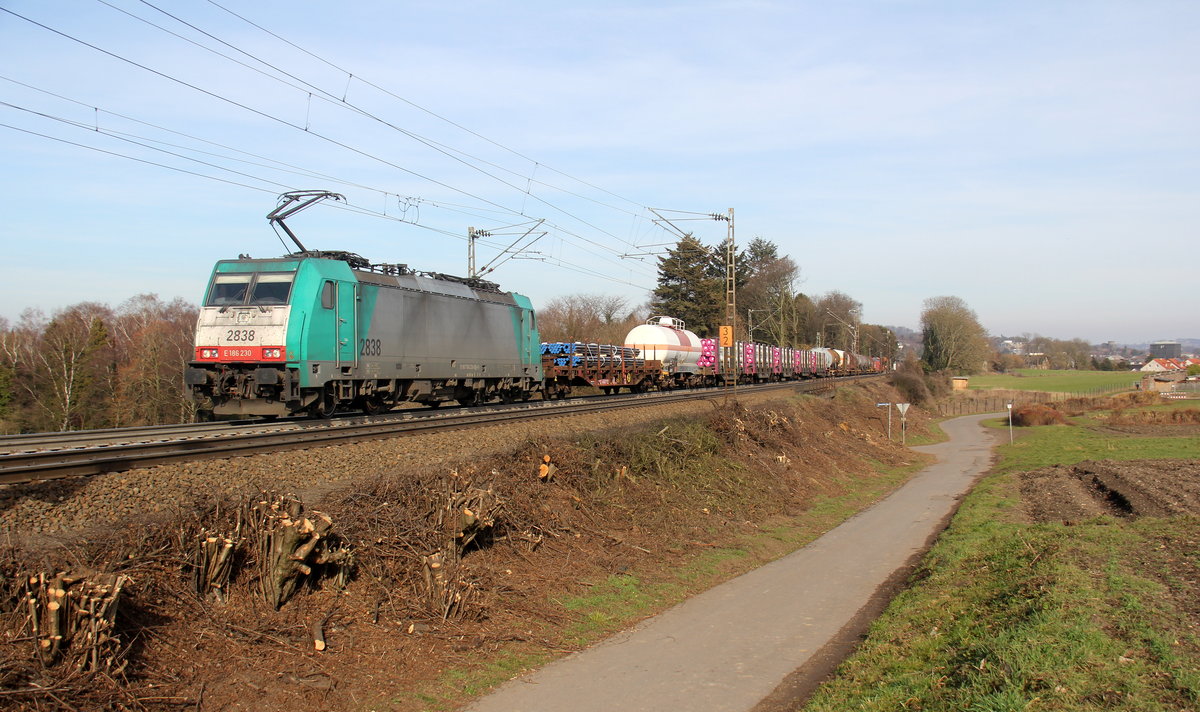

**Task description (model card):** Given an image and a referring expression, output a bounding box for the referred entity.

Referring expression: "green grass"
[993,414,1200,473]
[558,574,680,644]
[967,369,1140,394]
[805,485,1200,711]
[905,419,949,446]
[802,401,1200,712]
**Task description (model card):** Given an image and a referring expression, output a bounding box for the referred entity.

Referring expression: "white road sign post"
[896,402,910,445]
[875,402,892,441]
[1007,403,1013,444]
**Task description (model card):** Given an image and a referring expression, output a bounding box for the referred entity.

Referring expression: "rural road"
[467,412,1002,712]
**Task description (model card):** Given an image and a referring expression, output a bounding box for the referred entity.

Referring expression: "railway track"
[0,376,873,485]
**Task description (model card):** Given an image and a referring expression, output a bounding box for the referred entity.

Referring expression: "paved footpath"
[467,413,1002,712]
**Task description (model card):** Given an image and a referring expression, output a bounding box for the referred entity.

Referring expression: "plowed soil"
[1019,459,1200,523]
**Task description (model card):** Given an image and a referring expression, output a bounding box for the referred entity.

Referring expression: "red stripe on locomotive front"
[194,346,286,362]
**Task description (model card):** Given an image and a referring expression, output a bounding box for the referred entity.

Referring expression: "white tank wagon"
[624,316,703,373]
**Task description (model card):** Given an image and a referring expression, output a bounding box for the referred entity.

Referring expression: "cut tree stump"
[248,494,352,610]
[19,570,129,673]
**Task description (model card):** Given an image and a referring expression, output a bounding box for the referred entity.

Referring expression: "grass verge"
[994,410,1200,473]
[967,369,1140,394]
[802,399,1200,711]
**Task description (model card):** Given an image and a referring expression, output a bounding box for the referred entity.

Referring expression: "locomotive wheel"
[360,395,388,416]
[309,390,337,419]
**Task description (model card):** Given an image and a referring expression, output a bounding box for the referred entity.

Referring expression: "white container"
[624,316,703,372]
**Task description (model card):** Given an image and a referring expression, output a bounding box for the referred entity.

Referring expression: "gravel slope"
[0,394,774,538]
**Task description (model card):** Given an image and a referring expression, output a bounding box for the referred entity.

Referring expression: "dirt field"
[1019,459,1200,523]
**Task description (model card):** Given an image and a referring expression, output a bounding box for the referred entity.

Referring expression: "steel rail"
[0,420,236,452]
[0,376,873,486]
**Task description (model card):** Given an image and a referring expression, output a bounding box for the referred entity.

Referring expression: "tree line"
[991,335,1099,372]
[0,295,197,434]
[596,233,902,359]
[0,238,1009,435]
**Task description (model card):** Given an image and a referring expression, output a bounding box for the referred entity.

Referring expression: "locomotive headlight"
[201,348,218,359]
[262,347,282,359]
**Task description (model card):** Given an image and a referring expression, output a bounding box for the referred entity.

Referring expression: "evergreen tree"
[741,237,779,281]
[650,235,722,336]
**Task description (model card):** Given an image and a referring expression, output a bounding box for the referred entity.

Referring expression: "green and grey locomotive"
[184,192,542,419]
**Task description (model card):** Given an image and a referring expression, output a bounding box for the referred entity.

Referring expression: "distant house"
[1000,339,1026,355]
[1140,358,1200,373]
[1024,353,1050,369]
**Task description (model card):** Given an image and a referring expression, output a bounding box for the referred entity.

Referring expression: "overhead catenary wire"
[3,5,680,287]
[0,114,653,289]
[204,0,649,214]
[0,101,297,192]
[2,6,658,281]
[0,122,278,195]
[102,0,649,246]
[0,81,539,230]
[0,8,542,233]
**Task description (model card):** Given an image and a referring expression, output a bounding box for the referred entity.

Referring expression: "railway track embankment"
[0,377,919,711]
[0,378,872,536]
[0,377,871,486]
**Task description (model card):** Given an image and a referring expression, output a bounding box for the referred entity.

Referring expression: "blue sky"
[1,0,1196,343]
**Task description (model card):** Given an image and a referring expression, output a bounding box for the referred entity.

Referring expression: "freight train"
[183,253,882,419]
[184,192,883,419]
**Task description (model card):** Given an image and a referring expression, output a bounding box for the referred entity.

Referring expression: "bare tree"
[858,324,898,361]
[814,291,863,350]
[0,317,15,434]
[920,296,990,374]
[788,293,818,347]
[111,294,198,425]
[536,294,644,344]
[3,305,116,431]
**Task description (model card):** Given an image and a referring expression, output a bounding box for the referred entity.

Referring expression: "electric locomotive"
[184,192,542,419]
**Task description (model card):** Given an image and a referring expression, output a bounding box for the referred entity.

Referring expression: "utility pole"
[826,308,860,353]
[469,220,545,279]
[747,309,766,342]
[646,207,735,397]
[468,226,478,278]
[716,209,735,401]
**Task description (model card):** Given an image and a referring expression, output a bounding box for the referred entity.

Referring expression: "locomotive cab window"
[248,273,293,305]
[321,281,336,309]
[206,275,251,306]
[206,273,294,307]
